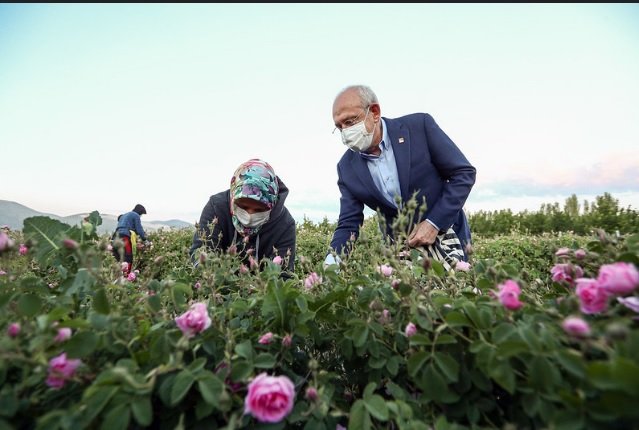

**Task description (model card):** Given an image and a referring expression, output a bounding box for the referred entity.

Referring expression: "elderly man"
[326,84,476,268]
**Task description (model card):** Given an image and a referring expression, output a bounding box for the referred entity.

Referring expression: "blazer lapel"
[350,155,387,204]
[385,118,410,201]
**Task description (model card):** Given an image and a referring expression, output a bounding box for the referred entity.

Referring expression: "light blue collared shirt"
[359,118,402,209]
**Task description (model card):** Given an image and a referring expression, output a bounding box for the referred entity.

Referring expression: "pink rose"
[561,316,591,337]
[244,373,296,423]
[555,247,571,257]
[19,244,28,255]
[281,334,292,347]
[391,279,401,289]
[455,261,471,272]
[240,264,249,274]
[304,272,322,290]
[496,280,523,310]
[0,270,6,276]
[194,282,201,290]
[551,264,584,285]
[305,386,318,401]
[127,272,137,281]
[405,322,417,337]
[258,332,274,345]
[0,231,14,252]
[378,309,391,325]
[7,322,20,337]
[273,256,283,266]
[597,262,639,296]
[377,264,393,277]
[574,249,586,260]
[46,352,82,389]
[617,296,639,313]
[575,278,608,314]
[175,302,212,338]
[62,239,78,250]
[54,327,72,343]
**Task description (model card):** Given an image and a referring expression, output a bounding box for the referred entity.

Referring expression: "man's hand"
[407,221,438,248]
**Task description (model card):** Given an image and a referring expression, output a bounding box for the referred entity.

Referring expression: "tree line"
[468,192,639,236]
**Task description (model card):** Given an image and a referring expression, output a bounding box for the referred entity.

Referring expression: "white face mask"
[340,109,374,152]
[234,205,271,228]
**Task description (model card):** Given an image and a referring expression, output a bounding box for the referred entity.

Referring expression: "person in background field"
[190,159,296,274]
[112,203,148,275]
[325,84,476,270]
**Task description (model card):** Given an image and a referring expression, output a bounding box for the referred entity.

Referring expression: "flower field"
[1,213,638,430]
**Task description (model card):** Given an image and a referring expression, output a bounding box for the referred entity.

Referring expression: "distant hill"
[0,200,193,235]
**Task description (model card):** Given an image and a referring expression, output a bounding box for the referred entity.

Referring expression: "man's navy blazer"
[330,112,476,257]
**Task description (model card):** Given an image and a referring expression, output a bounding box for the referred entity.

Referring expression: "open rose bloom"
[496,280,523,310]
[244,372,296,423]
[46,352,82,389]
[175,302,212,338]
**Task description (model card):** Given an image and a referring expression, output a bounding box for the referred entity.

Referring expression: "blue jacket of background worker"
[115,204,147,241]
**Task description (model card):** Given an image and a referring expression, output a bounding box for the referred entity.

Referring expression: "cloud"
[477,151,639,197]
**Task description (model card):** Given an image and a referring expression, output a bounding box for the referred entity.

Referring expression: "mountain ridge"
[0,200,193,235]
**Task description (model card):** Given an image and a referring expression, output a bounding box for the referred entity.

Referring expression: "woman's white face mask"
[234,205,271,228]
[340,108,374,152]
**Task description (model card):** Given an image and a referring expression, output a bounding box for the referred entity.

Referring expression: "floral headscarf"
[230,159,279,236]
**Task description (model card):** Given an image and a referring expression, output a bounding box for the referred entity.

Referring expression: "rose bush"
[0,212,638,429]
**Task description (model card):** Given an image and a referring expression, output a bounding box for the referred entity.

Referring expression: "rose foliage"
[0,209,639,430]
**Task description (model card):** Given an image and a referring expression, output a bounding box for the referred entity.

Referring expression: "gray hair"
[336,84,379,107]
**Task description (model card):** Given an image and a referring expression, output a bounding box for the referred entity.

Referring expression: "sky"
[1,3,638,224]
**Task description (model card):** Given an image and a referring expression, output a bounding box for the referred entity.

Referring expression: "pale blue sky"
[1,3,638,223]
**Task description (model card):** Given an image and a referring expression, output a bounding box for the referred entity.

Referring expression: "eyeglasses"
[332,106,370,134]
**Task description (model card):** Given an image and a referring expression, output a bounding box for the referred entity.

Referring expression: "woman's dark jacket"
[189,177,296,272]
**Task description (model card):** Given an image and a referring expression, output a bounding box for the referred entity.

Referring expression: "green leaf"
[65,331,98,358]
[68,268,96,296]
[230,360,253,381]
[348,400,371,430]
[197,371,224,407]
[496,340,529,358]
[444,311,471,327]
[519,326,542,352]
[528,356,559,391]
[363,382,377,399]
[235,340,254,361]
[262,280,288,328]
[170,369,195,406]
[434,352,459,383]
[131,396,152,427]
[368,356,386,369]
[587,362,618,390]
[147,294,162,313]
[492,323,516,343]
[187,358,207,373]
[385,356,399,376]
[17,294,42,317]
[555,350,586,379]
[100,403,130,430]
[610,357,639,395]
[0,389,18,416]
[22,216,68,266]
[79,386,118,427]
[351,324,369,348]
[363,395,389,421]
[93,288,110,314]
[490,361,516,394]
[419,364,449,402]
[171,283,192,308]
[407,351,429,378]
[254,353,277,369]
